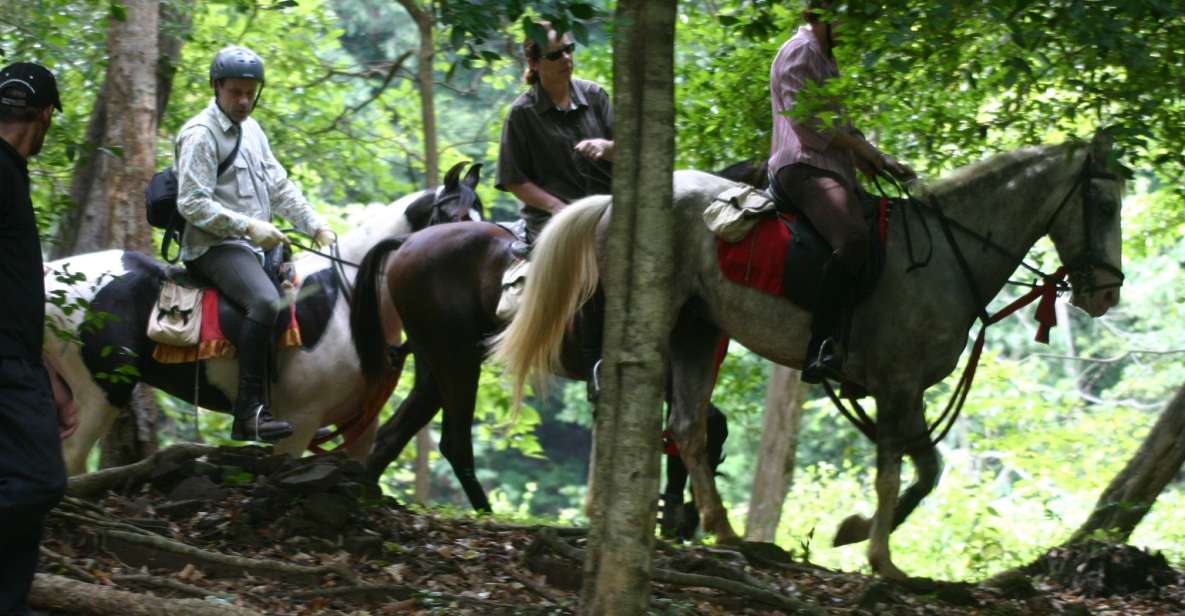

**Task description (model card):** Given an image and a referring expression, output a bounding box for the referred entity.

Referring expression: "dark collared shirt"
[0,137,45,359]
[495,78,613,205]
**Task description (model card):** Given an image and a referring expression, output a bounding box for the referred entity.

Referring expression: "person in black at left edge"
[0,61,71,616]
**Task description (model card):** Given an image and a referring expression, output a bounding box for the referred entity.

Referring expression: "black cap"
[0,62,63,112]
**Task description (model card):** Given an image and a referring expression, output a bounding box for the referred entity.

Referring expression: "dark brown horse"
[350,221,728,535]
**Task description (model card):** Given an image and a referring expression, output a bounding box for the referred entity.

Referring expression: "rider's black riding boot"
[802,259,851,385]
[580,287,606,402]
[231,319,293,442]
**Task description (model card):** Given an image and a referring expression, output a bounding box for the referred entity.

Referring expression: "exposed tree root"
[99,529,359,585]
[535,529,826,615]
[29,573,262,616]
[67,443,217,498]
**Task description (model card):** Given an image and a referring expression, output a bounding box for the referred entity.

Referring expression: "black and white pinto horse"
[494,133,1127,578]
[44,163,483,475]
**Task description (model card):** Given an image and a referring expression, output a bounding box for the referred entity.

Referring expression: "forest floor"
[28,444,1185,616]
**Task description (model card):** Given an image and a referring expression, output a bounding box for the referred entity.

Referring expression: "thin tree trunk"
[744,364,803,542]
[397,0,438,502]
[414,428,433,504]
[580,2,677,614]
[1069,381,1185,543]
[399,0,438,188]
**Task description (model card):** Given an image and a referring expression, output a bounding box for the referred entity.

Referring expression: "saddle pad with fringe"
[152,288,301,364]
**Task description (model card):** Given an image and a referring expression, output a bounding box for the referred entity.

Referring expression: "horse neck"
[335,190,425,269]
[917,143,1086,303]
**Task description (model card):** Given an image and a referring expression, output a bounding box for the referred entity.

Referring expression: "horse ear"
[442,161,468,191]
[1089,128,1114,159]
[463,162,483,189]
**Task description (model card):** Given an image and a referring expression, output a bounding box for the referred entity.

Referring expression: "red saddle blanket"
[717,213,796,296]
[153,288,301,364]
[716,199,889,296]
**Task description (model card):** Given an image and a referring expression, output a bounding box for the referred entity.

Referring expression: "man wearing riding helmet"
[175,45,334,442]
[768,0,914,383]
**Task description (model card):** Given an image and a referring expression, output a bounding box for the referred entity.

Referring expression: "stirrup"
[802,338,844,384]
[232,404,294,443]
[586,358,603,402]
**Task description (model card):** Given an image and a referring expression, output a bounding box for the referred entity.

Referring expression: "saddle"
[149,245,303,364]
[493,219,532,321]
[713,189,890,311]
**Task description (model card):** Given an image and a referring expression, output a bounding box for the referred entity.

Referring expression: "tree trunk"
[744,364,804,542]
[53,1,188,260]
[57,0,158,256]
[414,428,434,504]
[399,0,439,188]
[85,1,188,466]
[1069,381,1185,543]
[579,2,677,614]
[397,0,439,502]
[99,385,160,469]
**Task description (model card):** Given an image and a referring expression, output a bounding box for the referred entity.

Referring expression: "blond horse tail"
[492,195,611,411]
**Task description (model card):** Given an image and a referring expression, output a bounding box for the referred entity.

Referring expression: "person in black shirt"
[0,61,70,616]
[496,22,615,245]
[495,23,615,400]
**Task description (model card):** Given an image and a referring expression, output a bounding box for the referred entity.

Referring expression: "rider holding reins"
[175,46,335,442]
[768,0,915,383]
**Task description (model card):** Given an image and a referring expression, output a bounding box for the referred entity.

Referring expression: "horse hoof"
[833,514,872,546]
[715,532,742,546]
[874,559,909,581]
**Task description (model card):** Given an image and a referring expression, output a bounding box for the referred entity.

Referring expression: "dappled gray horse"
[493,133,1126,578]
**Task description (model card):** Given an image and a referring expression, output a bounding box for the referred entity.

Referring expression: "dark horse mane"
[713,158,769,189]
[121,250,169,279]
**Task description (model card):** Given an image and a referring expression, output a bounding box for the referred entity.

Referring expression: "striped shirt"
[767,26,859,189]
[174,99,324,262]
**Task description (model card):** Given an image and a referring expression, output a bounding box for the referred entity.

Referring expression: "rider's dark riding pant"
[186,243,280,408]
[772,164,867,361]
[0,357,66,615]
[773,164,867,275]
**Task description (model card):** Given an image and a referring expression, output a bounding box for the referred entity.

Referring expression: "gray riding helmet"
[209,45,265,85]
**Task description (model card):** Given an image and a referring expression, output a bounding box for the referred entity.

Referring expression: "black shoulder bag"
[144,127,242,263]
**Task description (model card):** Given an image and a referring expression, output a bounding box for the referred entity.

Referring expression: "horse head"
[405,161,485,231]
[1048,129,1127,317]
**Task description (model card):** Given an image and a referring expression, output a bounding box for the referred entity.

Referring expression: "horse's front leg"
[865,391,928,580]
[364,358,442,485]
[668,311,737,543]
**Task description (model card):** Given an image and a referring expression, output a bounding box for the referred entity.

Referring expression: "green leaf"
[109,1,126,22]
[568,3,595,20]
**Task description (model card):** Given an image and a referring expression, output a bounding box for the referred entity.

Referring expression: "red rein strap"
[926,267,1067,446]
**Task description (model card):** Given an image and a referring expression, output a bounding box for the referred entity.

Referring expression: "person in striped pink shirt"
[767,0,915,383]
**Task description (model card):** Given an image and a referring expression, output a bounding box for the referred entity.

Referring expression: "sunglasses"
[543,43,576,61]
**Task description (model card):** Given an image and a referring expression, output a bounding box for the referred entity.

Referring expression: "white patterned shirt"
[174,99,324,262]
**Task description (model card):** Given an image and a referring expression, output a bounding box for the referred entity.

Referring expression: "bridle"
[1041,158,1125,295]
[880,151,1124,323]
[284,185,483,309]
